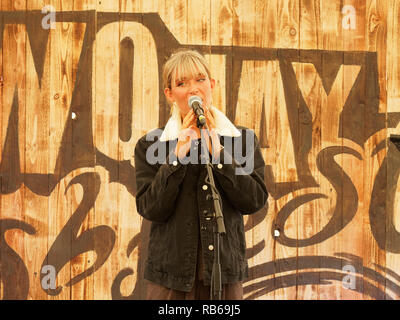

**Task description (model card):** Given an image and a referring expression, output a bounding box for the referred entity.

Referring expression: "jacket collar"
[159,106,241,141]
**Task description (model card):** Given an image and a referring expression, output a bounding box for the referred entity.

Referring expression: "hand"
[174,109,200,160]
[174,107,222,161]
[203,108,222,159]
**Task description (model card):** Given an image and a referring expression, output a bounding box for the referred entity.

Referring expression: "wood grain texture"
[320,0,343,300]
[70,0,92,301]
[296,0,321,300]
[93,0,120,300]
[386,0,400,300]
[341,0,365,300]
[1,0,27,301]
[231,0,256,299]
[25,0,49,300]
[365,0,387,300]
[387,0,400,114]
[0,0,399,300]
[276,0,299,300]
[160,0,188,44]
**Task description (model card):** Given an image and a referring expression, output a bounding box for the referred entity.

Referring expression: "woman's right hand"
[174,109,201,160]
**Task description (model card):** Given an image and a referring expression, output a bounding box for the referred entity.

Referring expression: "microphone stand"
[197,118,226,300]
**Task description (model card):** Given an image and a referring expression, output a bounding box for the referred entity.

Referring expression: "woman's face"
[164,69,215,117]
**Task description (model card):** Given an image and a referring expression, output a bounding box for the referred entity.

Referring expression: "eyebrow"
[175,73,206,83]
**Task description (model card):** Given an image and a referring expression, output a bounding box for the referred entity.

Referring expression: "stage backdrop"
[0,0,400,300]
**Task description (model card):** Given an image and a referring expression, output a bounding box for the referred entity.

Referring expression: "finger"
[188,126,200,139]
[182,112,195,128]
[205,107,214,119]
[183,109,194,121]
[186,116,197,129]
[205,109,215,129]
[183,110,191,121]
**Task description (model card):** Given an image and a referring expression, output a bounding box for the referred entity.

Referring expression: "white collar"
[159,106,241,141]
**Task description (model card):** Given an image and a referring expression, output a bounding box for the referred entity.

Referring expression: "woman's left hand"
[203,107,222,160]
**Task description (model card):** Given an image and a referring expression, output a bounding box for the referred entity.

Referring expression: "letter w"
[0,22,85,176]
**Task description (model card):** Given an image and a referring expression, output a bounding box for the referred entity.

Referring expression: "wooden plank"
[232,0,255,48]
[24,0,50,300]
[248,57,286,300]
[386,0,400,114]
[248,0,278,301]
[206,52,226,115]
[210,0,232,47]
[276,0,299,49]
[208,0,234,115]
[364,0,387,300]
[159,0,188,45]
[338,61,364,301]
[208,0,231,114]
[93,0,120,300]
[319,0,343,300]
[340,0,366,300]
[188,0,212,115]
[274,0,299,300]
[259,59,283,301]
[234,58,256,298]
[386,0,400,300]
[254,1,292,295]
[0,0,27,301]
[69,0,92,300]
[140,0,161,13]
[120,0,141,13]
[231,0,256,300]
[46,0,74,301]
[112,0,143,301]
[116,0,159,299]
[187,0,210,46]
[296,0,322,300]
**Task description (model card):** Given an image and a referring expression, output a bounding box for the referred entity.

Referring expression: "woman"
[134,49,268,299]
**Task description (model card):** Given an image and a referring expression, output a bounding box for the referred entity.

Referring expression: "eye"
[176,81,185,87]
[197,78,206,82]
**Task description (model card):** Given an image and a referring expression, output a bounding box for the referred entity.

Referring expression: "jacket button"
[208,245,214,251]
[172,160,178,166]
[217,164,223,169]
[201,225,206,231]
[206,217,211,221]
[202,185,208,190]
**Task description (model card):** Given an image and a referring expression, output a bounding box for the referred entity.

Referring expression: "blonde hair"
[163,49,212,90]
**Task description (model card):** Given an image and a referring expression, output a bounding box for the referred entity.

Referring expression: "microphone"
[188,95,206,126]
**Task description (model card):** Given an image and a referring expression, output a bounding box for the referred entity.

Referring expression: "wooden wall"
[0,0,400,300]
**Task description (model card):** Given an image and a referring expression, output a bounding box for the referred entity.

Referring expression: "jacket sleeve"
[134,137,187,223]
[211,129,268,214]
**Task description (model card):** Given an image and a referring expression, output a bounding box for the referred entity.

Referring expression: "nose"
[188,80,199,95]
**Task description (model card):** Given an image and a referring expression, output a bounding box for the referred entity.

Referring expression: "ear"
[210,78,216,90]
[164,87,173,103]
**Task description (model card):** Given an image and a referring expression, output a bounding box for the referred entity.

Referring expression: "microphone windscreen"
[188,95,203,108]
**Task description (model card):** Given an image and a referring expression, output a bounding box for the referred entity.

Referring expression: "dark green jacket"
[134,126,268,292]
